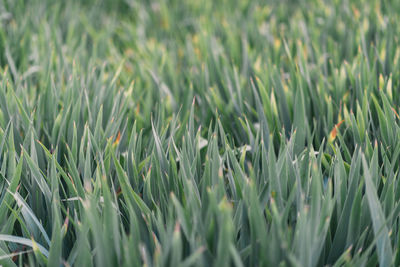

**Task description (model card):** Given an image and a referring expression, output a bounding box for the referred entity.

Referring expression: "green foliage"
[0,0,400,265]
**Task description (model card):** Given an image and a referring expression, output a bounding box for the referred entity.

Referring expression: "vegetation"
[1,0,400,266]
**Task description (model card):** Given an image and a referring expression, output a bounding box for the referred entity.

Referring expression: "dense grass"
[1,0,400,266]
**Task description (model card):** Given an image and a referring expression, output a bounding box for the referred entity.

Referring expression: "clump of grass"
[1,0,400,266]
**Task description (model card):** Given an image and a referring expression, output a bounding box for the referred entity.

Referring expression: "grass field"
[0,0,400,266]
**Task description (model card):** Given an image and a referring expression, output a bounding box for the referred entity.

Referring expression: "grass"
[0,0,400,266]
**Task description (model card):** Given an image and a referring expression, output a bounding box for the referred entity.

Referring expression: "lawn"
[1,0,400,266]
